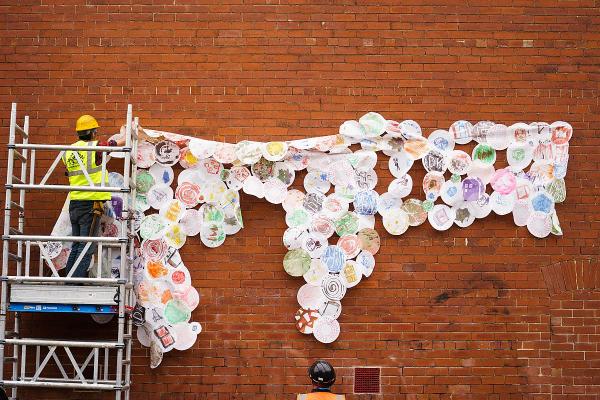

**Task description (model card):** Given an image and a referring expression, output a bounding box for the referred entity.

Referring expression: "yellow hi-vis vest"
[61,140,111,201]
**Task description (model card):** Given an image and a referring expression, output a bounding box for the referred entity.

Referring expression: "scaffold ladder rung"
[6,253,21,262]
[12,150,26,163]
[13,124,28,138]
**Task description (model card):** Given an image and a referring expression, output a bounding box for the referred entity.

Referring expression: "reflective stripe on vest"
[297,393,345,400]
[62,140,111,201]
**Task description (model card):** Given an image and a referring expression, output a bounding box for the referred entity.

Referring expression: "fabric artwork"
[50,113,572,363]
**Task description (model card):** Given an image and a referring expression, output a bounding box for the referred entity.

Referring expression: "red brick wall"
[1,1,599,399]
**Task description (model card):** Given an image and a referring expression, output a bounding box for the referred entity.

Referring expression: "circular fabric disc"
[175,182,201,208]
[550,121,573,145]
[155,140,180,166]
[159,199,185,224]
[242,175,265,198]
[303,259,329,286]
[490,168,516,195]
[377,191,403,216]
[147,184,174,210]
[353,190,379,215]
[283,249,312,276]
[136,171,155,194]
[264,178,288,204]
[487,124,510,150]
[188,139,216,160]
[295,307,321,335]
[318,300,342,320]
[283,190,306,213]
[172,322,200,351]
[137,141,157,169]
[470,193,492,219]
[142,238,168,261]
[512,200,532,226]
[422,149,448,173]
[359,112,387,137]
[337,235,361,259]
[149,164,174,186]
[382,207,409,235]
[357,228,380,255]
[507,142,533,171]
[302,232,328,259]
[139,214,168,240]
[200,223,226,248]
[527,210,552,238]
[531,190,555,214]
[356,251,376,277]
[297,283,326,309]
[387,174,413,198]
[428,129,454,152]
[401,199,428,226]
[262,141,289,161]
[310,214,335,239]
[461,177,485,202]
[321,274,347,301]
[423,171,445,201]
[447,150,472,175]
[441,179,463,206]
[281,225,306,250]
[321,194,348,220]
[389,151,414,178]
[304,171,330,194]
[320,245,346,273]
[449,120,474,145]
[453,203,475,228]
[340,260,363,288]
[490,191,516,215]
[313,316,341,344]
[333,213,358,238]
[428,204,456,231]
[472,143,497,165]
[468,160,495,185]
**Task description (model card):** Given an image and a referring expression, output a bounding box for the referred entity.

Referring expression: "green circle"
[546,178,566,203]
[335,212,359,236]
[422,200,434,212]
[283,249,311,277]
[136,171,155,194]
[472,144,496,164]
[164,300,191,325]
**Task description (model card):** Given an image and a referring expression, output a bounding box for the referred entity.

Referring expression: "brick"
[1,2,600,400]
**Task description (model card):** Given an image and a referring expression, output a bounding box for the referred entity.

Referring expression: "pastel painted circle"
[357,228,380,255]
[337,235,361,259]
[382,207,409,235]
[313,316,341,344]
[427,204,456,231]
[283,249,312,277]
[321,274,347,301]
[320,245,346,273]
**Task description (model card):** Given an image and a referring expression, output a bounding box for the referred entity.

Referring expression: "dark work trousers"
[65,200,100,277]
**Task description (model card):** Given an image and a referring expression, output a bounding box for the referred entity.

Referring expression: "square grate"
[354,367,381,394]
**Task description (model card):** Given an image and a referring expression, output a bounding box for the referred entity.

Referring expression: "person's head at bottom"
[297,360,345,399]
[309,360,336,390]
[0,386,9,400]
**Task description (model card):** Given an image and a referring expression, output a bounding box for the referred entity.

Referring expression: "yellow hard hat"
[76,115,100,132]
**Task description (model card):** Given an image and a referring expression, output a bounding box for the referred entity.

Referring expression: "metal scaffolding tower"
[1,103,138,399]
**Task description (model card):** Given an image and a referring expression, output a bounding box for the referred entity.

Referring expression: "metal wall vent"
[354,367,381,394]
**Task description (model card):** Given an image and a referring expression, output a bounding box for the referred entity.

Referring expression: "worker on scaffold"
[61,115,126,278]
[297,360,345,400]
